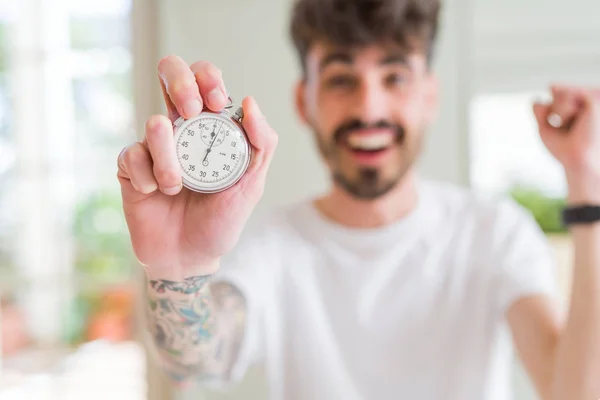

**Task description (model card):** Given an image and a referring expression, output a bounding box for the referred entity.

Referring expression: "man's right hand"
[117,55,278,280]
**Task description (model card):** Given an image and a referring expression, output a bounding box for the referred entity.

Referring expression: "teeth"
[347,132,394,151]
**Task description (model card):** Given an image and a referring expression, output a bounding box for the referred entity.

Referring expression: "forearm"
[553,177,600,399]
[146,274,247,385]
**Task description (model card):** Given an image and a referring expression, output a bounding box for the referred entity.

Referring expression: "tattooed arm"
[146,275,247,385]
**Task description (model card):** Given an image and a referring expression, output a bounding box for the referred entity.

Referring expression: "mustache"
[333,119,405,144]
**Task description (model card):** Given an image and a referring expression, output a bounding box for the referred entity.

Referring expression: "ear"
[295,79,309,125]
[423,73,439,124]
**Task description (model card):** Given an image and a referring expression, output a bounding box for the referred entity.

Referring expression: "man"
[117,0,600,399]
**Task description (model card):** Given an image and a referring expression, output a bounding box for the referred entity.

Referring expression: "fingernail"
[140,182,158,194]
[547,112,563,128]
[161,184,182,196]
[208,88,225,108]
[183,99,201,118]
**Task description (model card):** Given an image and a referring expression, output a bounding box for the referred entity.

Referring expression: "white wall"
[472,0,600,93]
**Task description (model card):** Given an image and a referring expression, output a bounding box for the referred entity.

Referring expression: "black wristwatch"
[562,205,600,226]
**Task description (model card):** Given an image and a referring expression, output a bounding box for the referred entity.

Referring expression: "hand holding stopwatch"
[117,57,278,279]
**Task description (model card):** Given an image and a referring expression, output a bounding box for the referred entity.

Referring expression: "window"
[0,1,147,397]
[468,0,599,236]
[469,91,567,198]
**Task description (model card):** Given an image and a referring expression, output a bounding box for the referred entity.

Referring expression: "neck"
[315,170,420,229]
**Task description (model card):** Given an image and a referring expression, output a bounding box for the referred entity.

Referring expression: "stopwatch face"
[174,112,251,193]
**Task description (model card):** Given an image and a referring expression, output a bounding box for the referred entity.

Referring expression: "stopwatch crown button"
[232,106,244,122]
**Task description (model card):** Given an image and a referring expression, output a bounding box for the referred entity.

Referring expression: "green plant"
[66,190,136,344]
[0,243,15,279]
[509,186,567,234]
[73,190,136,281]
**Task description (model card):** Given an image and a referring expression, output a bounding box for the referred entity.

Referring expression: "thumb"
[241,96,279,173]
[532,101,563,155]
[532,101,550,129]
[532,101,565,135]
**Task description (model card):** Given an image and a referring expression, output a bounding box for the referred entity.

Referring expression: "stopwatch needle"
[203,121,224,163]
[203,147,211,163]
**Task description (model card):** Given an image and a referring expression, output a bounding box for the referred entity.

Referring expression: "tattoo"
[149,275,210,295]
[146,275,247,383]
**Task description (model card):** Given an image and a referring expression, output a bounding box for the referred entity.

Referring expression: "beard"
[333,167,402,200]
[314,118,420,200]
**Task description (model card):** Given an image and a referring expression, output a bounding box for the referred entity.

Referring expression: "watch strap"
[562,205,600,226]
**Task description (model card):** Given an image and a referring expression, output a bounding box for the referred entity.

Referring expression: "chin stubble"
[312,119,422,200]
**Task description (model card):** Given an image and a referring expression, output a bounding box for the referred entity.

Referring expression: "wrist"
[147,274,213,301]
[566,168,600,205]
[144,257,221,283]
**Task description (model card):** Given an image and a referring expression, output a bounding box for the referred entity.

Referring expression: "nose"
[354,80,389,124]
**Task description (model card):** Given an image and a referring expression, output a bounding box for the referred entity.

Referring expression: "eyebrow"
[319,52,353,72]
[319,51,410,73]
[380,53,409,66]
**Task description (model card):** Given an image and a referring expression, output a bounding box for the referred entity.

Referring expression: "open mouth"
[345,131,396,153]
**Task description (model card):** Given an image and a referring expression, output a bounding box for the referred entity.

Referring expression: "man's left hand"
[533,85,600,204]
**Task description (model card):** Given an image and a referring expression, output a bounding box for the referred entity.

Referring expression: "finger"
[532,102,562,153]
[158,55,203,121]
[571,87,597,109]
[241,96,278,170]
[118,142,159,195]
[568,88,598,126]
[190,61,228,112]
[159,81,179,122]
[548,85,580,128]
[532,102,551,129]
[144,115,183,195]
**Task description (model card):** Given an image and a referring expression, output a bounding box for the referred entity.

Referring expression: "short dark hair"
[289,0,441,74]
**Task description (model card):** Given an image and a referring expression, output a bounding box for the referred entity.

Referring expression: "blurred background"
[0,0,598,399]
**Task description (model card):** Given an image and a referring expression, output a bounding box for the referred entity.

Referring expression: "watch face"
[174,112,250,193]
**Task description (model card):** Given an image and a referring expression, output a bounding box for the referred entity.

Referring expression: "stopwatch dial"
[176,115,248,190]
[199,120,227,147]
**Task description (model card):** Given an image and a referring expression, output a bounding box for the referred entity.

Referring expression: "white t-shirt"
[214,179,558,400]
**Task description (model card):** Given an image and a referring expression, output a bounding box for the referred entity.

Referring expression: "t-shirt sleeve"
[492,199,559,313]
[209,221,274,384]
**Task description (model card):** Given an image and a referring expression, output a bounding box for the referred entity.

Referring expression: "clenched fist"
[533,85,600,204]
[117,55,278,280]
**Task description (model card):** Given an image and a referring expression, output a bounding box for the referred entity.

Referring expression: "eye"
[385,72,408,87]
[325,74,357,90]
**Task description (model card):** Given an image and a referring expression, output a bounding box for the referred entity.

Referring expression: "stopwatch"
[172,96,251,193]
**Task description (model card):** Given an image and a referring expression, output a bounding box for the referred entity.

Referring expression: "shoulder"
[419,179,542,237]
[421,180,554,281]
